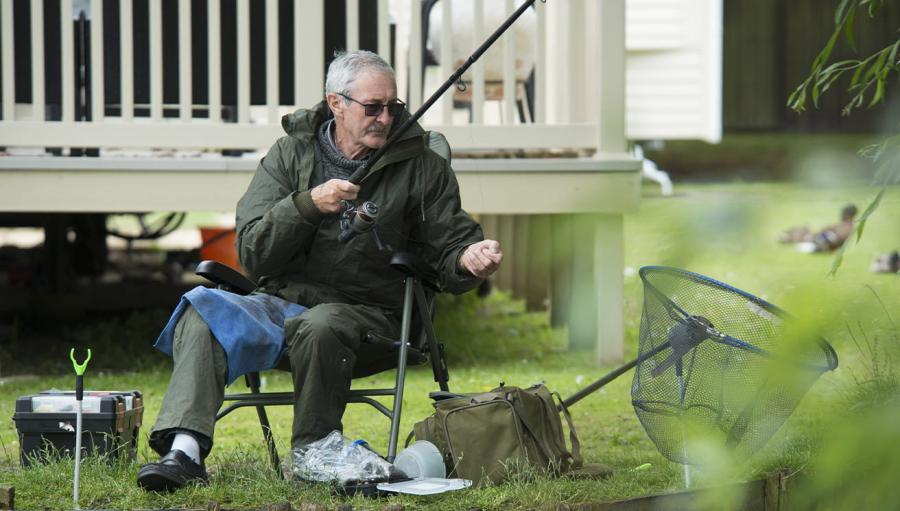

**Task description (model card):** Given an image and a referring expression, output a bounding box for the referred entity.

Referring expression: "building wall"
[723,0,900,133]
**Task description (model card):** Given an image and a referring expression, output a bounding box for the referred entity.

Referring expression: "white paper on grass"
[376,477,472,495]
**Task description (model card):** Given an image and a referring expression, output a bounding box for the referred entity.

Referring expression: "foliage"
[434,290,566,366]
[787,0,898,117]
[787,0,900,275]
[842,286,898,409]
[787,289,900,510]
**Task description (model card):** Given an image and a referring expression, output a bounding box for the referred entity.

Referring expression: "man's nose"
[375,106,393,123]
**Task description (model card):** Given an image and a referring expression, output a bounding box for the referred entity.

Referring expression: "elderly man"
[136,50,502,491]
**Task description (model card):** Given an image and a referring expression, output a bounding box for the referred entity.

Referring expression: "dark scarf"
[315,119,372,181]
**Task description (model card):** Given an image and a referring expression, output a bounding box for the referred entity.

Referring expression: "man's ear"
[325,93,344,119]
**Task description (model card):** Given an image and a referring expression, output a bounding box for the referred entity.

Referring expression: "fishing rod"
[338,0,544,243]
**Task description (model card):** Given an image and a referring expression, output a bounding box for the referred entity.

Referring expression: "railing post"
[408,1,423,110]
[440,0,453,124]
[265,0,279,124]
[534,0,546,123]
[377,0,390,63]
[472,0,485,124]
[503,0,515,124]
[120,0,133,121]
[1,0,14,120]
[150,0,163,120]
[296,0,324,108]
[237,0,250,123]
[62,0,75,122]
[595,0,627,154]
[31,0,45,122]
[593,214,625,364]
[345,0,359,51]
[178,0,192,121]
[90,0,103,122]
[208,0,221,122]
[593,0,627,364]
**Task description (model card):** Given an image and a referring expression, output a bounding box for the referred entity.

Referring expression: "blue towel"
[155,286,307,384]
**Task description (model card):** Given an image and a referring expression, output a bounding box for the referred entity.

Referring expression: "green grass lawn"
[0,181,898,509]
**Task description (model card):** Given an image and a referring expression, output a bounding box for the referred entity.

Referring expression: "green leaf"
[860,52,884,83]
[835,0,853,26]
[866,0,884,17]
[888,40,899,67]
[851,61,866,86]
[871,137,900,185]
[844,5,857,50]
[831,187,887,277]
[873,47,889,73]
[827,242,848,277]
[868,76,885,107]
[855,187,886,242]
[811,30,842,72]
[787,85,808,112]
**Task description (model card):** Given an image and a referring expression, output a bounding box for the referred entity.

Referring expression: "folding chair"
[195,251,451,474]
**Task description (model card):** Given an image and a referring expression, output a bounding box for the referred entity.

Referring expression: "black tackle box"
[13,390,143,466]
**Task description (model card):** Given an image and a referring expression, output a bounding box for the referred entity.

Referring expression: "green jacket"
[235,102,483,312]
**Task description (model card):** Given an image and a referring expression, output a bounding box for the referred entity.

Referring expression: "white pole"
[677,370,692,488]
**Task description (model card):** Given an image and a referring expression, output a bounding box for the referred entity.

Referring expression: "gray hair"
[325,50,395,97]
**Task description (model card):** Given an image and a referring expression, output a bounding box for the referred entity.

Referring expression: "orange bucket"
[199,227,241,270]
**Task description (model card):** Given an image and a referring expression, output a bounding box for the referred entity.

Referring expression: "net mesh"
[631,266,838,465]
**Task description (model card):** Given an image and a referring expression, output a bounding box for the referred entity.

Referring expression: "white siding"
[625,0,722,142]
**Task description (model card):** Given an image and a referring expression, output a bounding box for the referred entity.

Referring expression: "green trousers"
[149,301,400,458]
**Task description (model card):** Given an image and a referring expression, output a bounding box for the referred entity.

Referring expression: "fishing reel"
[338,200,379,243]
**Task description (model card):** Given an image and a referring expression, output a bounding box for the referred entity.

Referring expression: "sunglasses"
[338,93,406,117]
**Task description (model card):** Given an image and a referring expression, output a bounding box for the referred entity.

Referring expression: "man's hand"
[459,239,503,278]
[311,179,360,214]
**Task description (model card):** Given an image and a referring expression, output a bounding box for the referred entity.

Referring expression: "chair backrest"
[426,131,451,163]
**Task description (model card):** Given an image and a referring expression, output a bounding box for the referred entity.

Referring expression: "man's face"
[328,71,399,155]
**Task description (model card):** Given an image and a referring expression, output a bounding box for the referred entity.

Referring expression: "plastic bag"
[291,430,405,484]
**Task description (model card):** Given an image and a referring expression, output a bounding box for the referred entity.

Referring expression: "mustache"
[366,124,388,135]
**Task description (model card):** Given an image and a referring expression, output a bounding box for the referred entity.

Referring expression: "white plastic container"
[394,440,446,479]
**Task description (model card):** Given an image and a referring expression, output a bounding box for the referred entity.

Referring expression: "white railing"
[0,0,621,154]
[0,0,637,366]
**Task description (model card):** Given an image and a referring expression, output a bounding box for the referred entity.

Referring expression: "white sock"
[170,433,201,464]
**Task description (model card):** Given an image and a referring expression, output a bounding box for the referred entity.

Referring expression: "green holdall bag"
[411,383,583,485]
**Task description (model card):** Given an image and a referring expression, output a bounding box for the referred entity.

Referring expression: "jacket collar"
[281,101,425,180]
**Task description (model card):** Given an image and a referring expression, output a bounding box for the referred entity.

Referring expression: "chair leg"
[246,372,282,477]
[386,277,416,462]
[413,282,450,392]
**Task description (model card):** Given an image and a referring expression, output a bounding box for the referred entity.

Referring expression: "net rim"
[638,266,839,372]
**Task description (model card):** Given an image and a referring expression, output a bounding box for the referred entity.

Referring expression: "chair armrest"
[195,260,257,295]
[390,252,440,291]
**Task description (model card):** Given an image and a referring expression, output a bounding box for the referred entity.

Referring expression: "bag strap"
[511,396,559,465]
[552,391,583,469]
[512,387,581,471]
